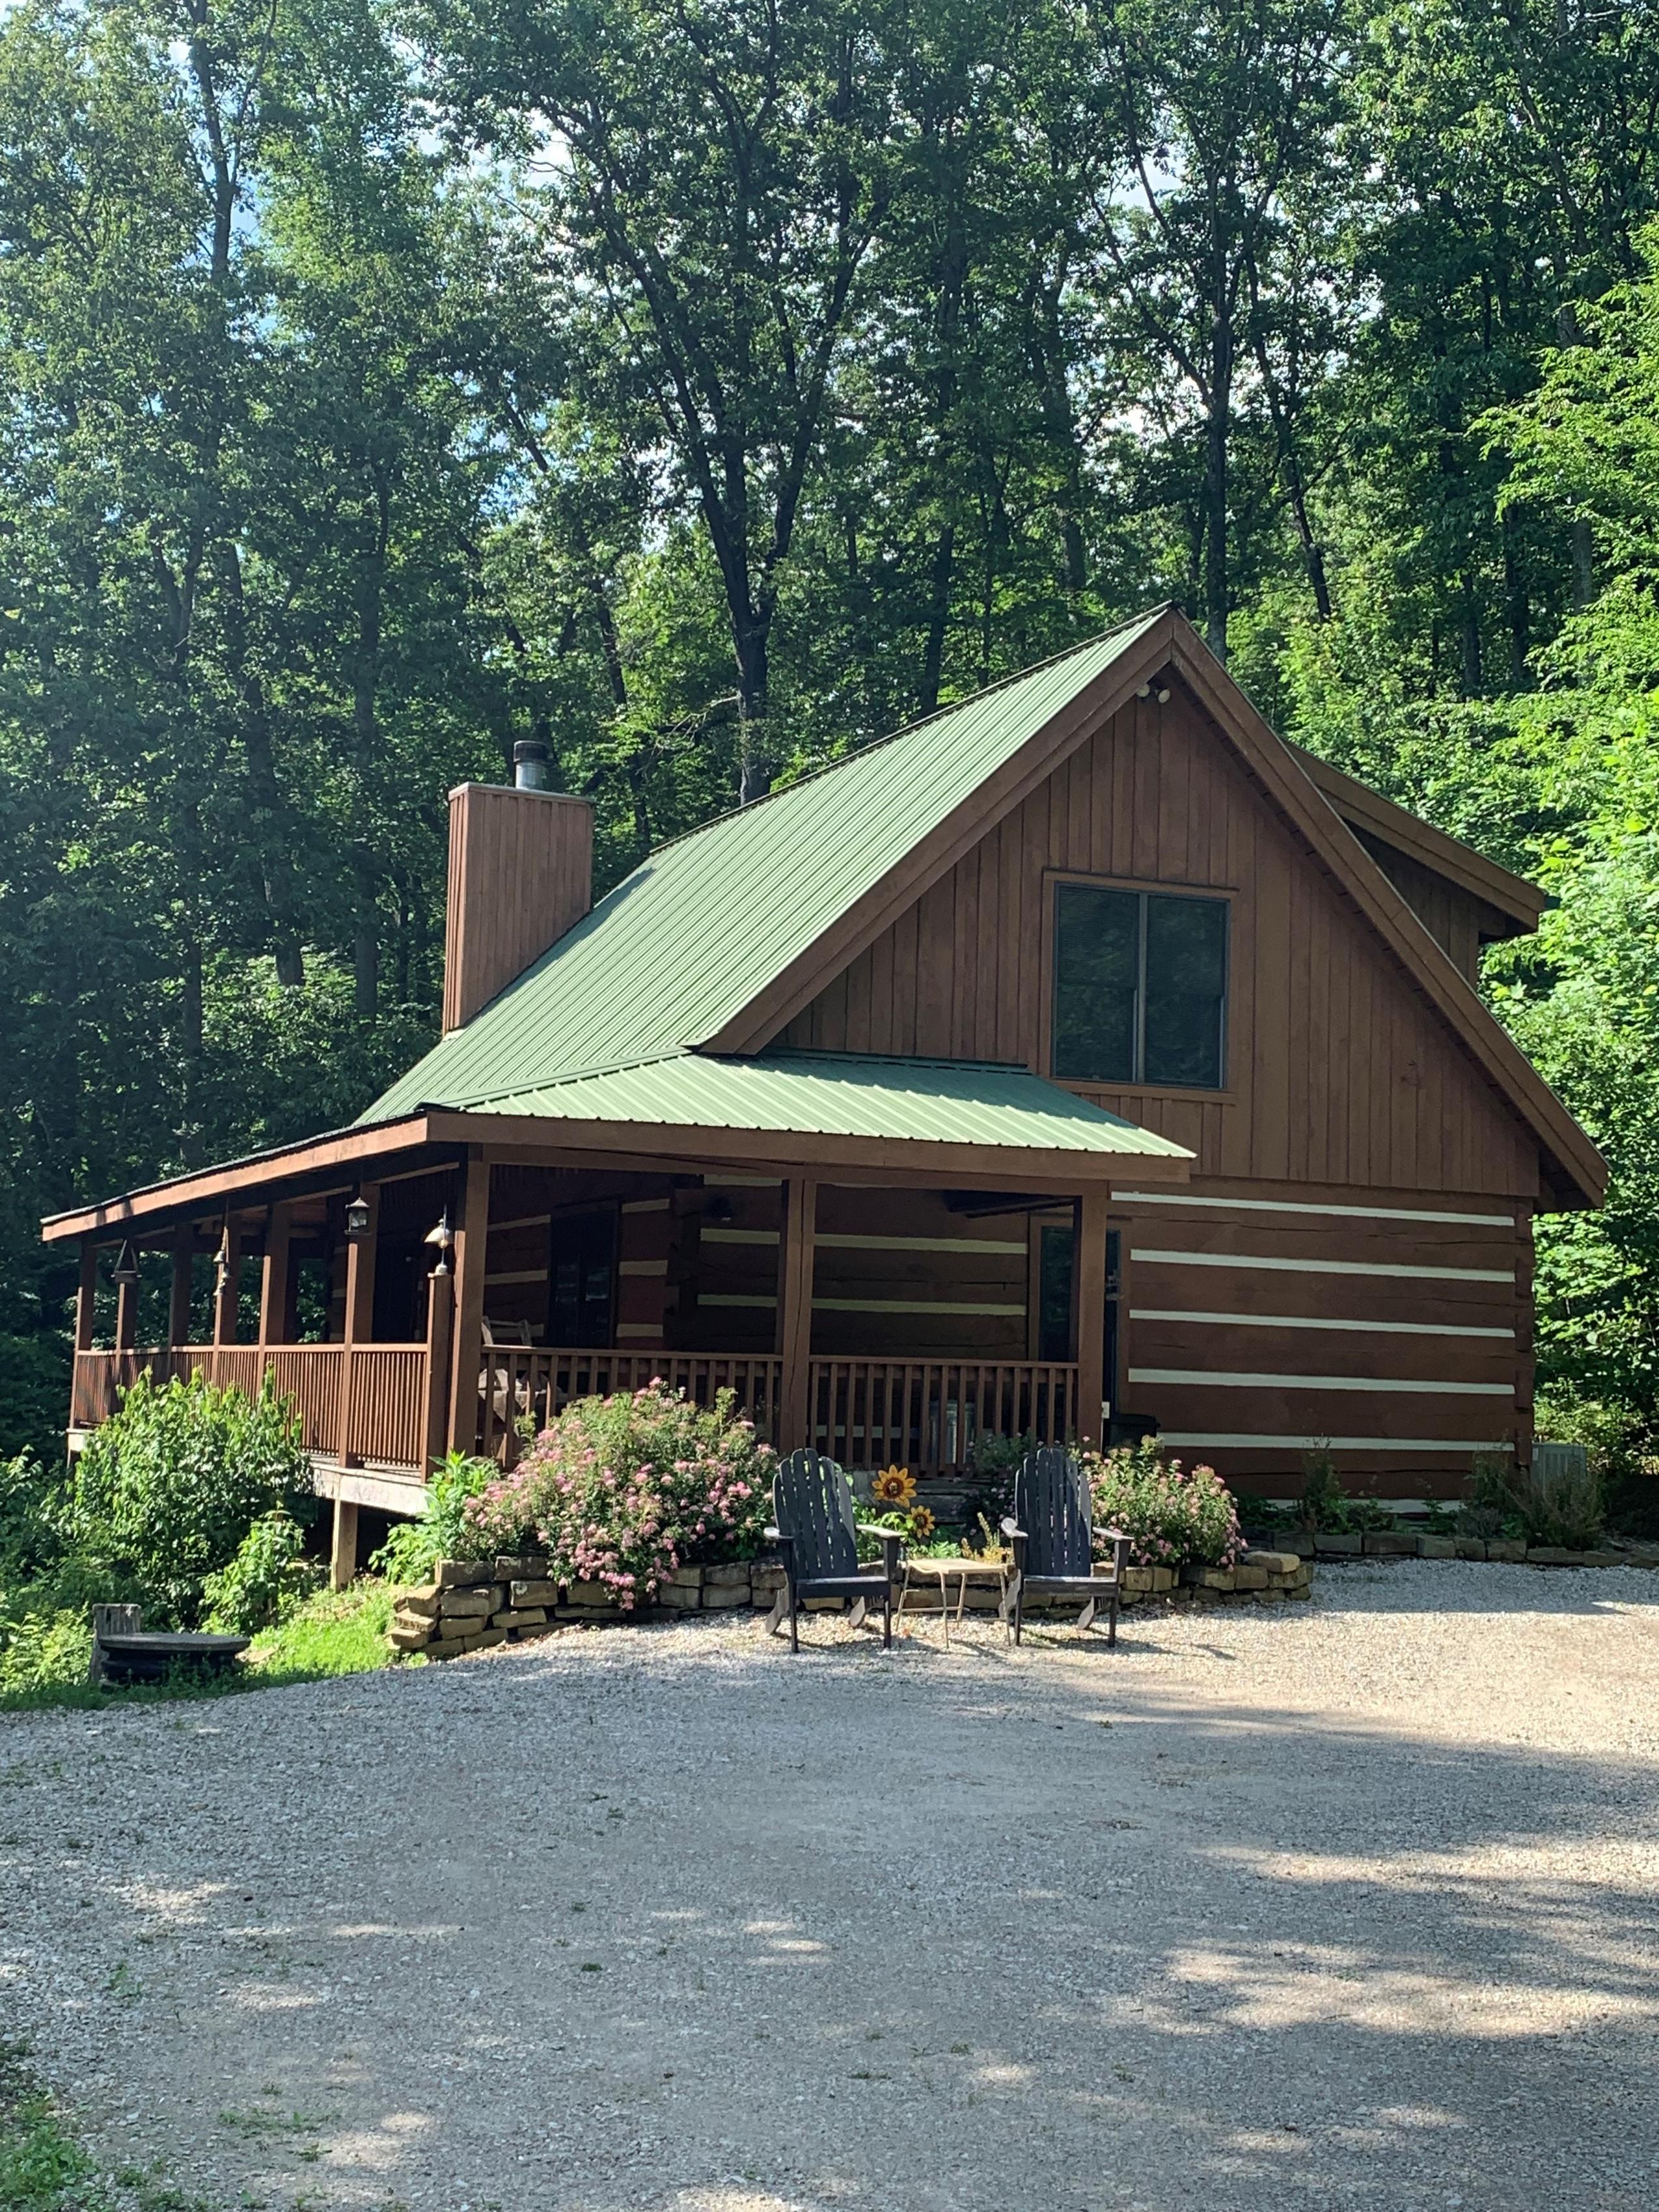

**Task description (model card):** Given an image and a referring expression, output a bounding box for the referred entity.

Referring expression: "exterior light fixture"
[424,1207,454,1276]
[109,1240,141,1285]
[704,1192,735,1225]
[344,1192,373,1241]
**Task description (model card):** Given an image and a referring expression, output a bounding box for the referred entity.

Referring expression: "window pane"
[1144,894,1226,1088]
[1052,884,1138,1081]
[1038,1224,1074,1362]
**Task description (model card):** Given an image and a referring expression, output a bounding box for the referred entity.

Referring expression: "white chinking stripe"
[1159,1434,1511,1453]
[1132,1248,1514,1283]
[1130,1306,1515,1341]
[1112,1190,1515,1227]
[1130,1367,1513,1397]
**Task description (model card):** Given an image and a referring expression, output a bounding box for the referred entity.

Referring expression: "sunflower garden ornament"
[870,1464,916,1508]
[909,1503,937,1542]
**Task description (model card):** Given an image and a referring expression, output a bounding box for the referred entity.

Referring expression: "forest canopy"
[3,0,1658,1456]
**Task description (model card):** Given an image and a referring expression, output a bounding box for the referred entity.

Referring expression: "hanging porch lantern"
[344,1192,373,1241]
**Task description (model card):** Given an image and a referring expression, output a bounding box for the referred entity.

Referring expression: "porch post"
[423,1255,455,1475]
[259,1201,294,1345]
[114,1253,137,1350]
[1075,1186,1110,1451]
[213,1215,242,1345]
[777,1176,817,1453]
[76,1242,99,1352]
[168,1227,194,1348]
[329,1497,360,1591]
[339,1183,379,1469]
[446,1153,490,1455]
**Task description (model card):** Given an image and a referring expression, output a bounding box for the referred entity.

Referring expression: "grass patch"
[0,1582,402,1715]
[0,2042,103,2211]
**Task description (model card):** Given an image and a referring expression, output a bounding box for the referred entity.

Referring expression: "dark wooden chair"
[1000,1446,1129,1646]
[766,1449,904,1652]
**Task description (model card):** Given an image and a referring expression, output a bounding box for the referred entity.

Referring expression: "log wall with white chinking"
[776,679,1550,1498]
[1105,1181,1532,1501]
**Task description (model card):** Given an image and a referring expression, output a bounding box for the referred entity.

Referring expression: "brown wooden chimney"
[442,752,594,1033]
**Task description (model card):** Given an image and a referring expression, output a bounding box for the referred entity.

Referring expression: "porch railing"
[805,1359,1078,1475]
[477,1346,787,1461]
[70,1343,430,1472]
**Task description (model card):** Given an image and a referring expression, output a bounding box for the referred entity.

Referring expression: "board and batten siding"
[776,682,1545,1494]
[778,687,1539,1201]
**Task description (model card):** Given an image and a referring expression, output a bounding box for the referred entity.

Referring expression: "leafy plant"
[202,1512,323,1634]
[459,1384,775,1609]
[1296,1443,1397,1533]
[958,1430,1032,1539]
[68,1372,312,1627]
[1082,1439,1241,1570]
[368,1453,497,1581]
[1472,1449,1606,1551]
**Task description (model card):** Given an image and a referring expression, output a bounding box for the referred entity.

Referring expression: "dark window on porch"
[1052,884,1227,1089]
[547,1211,616,1346]
[1038,1224,1121,1407]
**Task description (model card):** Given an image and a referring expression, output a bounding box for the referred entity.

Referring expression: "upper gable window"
[1052,884,1227,1089]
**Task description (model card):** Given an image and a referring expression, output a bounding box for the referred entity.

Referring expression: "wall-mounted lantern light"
[424,1208,454,1277]
[344,1192,373,1241]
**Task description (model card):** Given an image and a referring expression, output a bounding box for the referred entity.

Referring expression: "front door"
[547,1210,616,1346]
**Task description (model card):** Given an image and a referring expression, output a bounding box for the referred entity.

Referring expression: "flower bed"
[1082,1439,1242,1570]
[458,1384,775,1611]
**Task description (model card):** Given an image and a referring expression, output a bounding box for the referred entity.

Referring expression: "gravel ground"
[3,1561,1658,2212]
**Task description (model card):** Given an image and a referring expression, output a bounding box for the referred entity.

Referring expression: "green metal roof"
[366,612,1165,1120]
[447,1051,1193,1158]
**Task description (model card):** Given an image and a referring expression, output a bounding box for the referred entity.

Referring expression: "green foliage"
[0,2043,100,2212]
[368,1453,497,1582]
[202,1512,323,1635]
[461,1386,776,1608]
[1472,1451,1606,1553]
[1295,1443,1397,1533]
[1082,1440,1241,1570]
[68,1372,312,1627]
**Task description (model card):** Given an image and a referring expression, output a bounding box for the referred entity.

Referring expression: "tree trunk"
[735,614,770,804]
[1202,318,1232,661]
[918,523,955,717]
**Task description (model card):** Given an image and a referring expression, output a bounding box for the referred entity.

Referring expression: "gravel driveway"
[4,1562,1658,2212]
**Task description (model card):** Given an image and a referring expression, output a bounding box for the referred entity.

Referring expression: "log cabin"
[44,605,1605,1574]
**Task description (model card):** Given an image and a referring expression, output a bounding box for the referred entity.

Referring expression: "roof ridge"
[628,605,1170,870]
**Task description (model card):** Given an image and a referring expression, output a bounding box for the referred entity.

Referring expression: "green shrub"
[1473,1448,1606,1550]
[202,1511,323,1633]
[0,1605,92,1700]
[1535,1396,1659,1538]
[461,1384,775,1609]
[1082,1439,1241,1569]
[1296,1443,1397,1533]
[368,1452,496,1581]
[68,1371,312,1626]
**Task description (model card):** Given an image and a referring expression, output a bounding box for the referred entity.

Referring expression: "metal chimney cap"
[513,738,551,791]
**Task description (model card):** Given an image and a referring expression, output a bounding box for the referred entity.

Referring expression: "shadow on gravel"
[5,1610,1657,2212]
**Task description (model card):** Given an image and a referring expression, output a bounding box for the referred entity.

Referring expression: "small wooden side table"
[896,1555,1009,1645]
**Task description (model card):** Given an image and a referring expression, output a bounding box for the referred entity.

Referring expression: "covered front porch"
[48,1059,1192,1564]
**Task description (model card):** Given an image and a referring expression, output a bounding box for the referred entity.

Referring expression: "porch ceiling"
[442,1050,1194,1162]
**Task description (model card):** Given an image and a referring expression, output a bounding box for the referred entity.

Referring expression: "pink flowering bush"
[1082,1439,1242,1569]
[459,1384,776,1611]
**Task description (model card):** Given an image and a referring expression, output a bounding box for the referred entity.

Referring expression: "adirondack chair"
[766,1449,904,1652]
[1000,1446,1129,1646]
